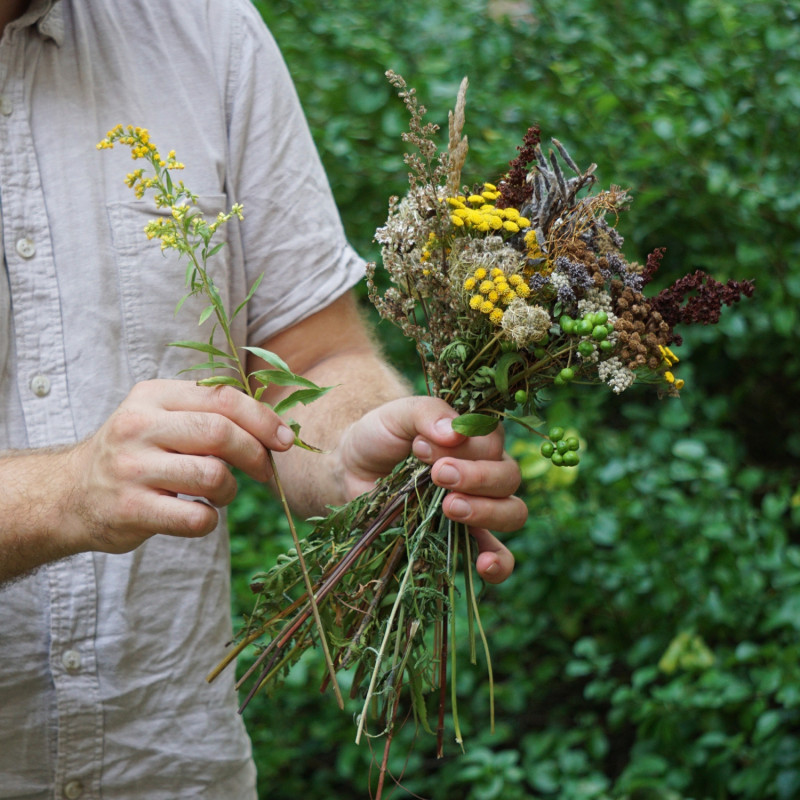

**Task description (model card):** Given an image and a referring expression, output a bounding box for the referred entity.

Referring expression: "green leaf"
[174,292,191,316]
[205,279,226,319]
[288,420,326,453]
[249,369,323,391]
[232,273,265,321]
[206,241,226,258]
[198,304,215,326]
[243,346,292,372]
[176,361,234,374]
[272,386,333,416]
[196,375,246,389]
[494,352,525,395]
[168,340,234,359]
[451,413,499,437]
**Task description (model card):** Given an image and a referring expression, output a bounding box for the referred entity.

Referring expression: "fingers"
[469,528,516,584]
[118,380,296,482]
[142,453,239,507]
[132,379,296,453]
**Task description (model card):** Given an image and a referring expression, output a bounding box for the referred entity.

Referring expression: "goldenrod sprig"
[98,125,344,708]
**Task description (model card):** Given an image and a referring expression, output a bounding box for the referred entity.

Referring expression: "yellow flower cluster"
[98,126,186,202]
[447,183,531,235]
[97,125,185,174]
[659,344,685,390]
[524,229,546,261]
[465,266,531,326]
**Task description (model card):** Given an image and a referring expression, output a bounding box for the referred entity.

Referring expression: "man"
[0,1,525,797]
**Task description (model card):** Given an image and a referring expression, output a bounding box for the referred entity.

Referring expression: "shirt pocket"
[107,197,232,383]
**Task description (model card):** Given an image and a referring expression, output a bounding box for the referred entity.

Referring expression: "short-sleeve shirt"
[0,1,364,797]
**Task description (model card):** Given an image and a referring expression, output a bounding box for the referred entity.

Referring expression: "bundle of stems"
[197,73,750,793]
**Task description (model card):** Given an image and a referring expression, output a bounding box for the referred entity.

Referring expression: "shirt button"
[61,649,82,673]
[16,237,36,259]
[30,374,51,397]
[0,95,11,115]
[63,780,84,799]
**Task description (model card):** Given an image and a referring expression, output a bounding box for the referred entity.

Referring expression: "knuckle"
[179,502,218,537]
[210,384,241,416]
[200,458,231,493]
[107,408,146,443]
[198,413,231,449]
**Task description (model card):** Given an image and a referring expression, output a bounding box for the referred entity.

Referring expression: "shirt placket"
[0,25,103,800]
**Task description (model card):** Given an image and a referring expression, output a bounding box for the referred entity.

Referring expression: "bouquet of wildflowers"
[208,75,751,791]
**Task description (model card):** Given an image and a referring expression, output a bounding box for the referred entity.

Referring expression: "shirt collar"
[11,0,63,46]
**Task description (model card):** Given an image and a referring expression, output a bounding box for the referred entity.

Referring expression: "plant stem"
[170,186,343,708]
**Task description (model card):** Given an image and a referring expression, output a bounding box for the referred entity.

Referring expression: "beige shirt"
[0,1,363,797]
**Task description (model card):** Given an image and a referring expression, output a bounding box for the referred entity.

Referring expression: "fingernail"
[448,498,471,520]
[484,561,499,576]
[413,439,432,460]
[437,465,460,487]
[434,418,453,436]
[276,425,295,447]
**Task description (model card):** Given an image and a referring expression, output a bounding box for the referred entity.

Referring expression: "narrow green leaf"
[249,369,323,390]
[409,665,435,735]
[232,273,265,321]
[242,346,291,372]
[174,292,191,316]
[176,360,232,374]
[451,413,499,437]
[273,386,333,416]
[494,352,525,395]
[198,304,215,326]
[169,340,234,359]
[196,375,246,389]
[207,241,226,258]
[288,420,326,453]
[206,279,226,319]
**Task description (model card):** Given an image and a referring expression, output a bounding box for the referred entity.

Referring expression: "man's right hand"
[0,379,296,582]
[66,379,296,554]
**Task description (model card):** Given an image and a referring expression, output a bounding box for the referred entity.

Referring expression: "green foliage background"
[228,1,800,797]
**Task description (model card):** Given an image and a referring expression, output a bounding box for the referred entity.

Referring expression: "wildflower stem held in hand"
[97,125,344,708]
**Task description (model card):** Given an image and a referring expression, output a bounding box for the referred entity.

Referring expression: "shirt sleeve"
[223,2,366,347]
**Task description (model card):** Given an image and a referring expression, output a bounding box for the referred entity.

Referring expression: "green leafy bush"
[228,1,800,797]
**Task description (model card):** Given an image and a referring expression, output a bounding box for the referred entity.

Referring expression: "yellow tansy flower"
[515,283,531,298]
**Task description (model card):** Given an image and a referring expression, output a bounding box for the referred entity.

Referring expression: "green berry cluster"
[540,426,580,467]
[559,311,615,356]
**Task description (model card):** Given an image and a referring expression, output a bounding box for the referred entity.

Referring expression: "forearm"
[0,446,87,583]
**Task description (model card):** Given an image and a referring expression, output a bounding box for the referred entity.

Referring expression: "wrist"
[0,444,91,581]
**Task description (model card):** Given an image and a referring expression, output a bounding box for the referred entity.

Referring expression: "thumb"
[339,397,463,491]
